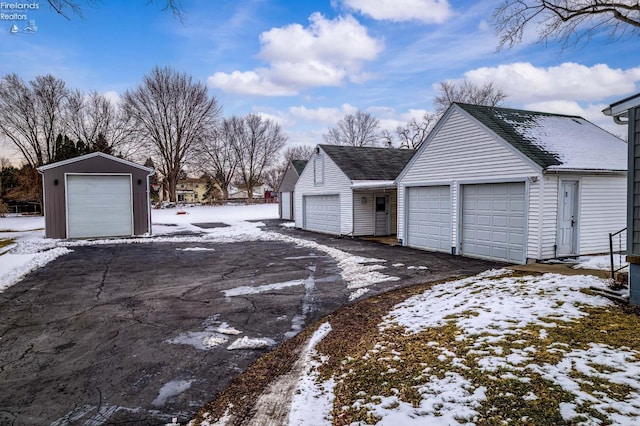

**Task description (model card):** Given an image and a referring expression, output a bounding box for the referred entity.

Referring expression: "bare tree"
[282,145,314,162]
[395,113,437,149]
[323,110,382,147]
[66,90,135,157]
[123,66,221,202]
[232,114,287,200]
[199,118,240,200]
[492,1,640,50]
[47,0,184,20]
[0,74,69,167]
[261,168,282,192]
[434,81,507,117]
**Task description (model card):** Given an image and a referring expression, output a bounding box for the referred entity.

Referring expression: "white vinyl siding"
[281,192,292,220]
[352,191,398,236]
[538,175,559,259]
[405,186,451,252]
[578,175,627,254]
[66,174,133,238]
[294,150,352,235]
[397,108,540,257]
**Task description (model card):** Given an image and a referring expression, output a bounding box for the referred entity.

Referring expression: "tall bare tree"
[0,74,69,167]
[66,90,134,157]
[232,114,287,200]
[492,1,640,50]
[395,113,438,149]
[282,145,314,162]
[323,110,382,147]
[434,81,507,117]
[123,67,221,202]
[199,118,240,199]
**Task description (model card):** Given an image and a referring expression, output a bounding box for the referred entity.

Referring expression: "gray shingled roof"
[455,103,564,168]
[291,159,307,176]
[455,103,626,171]
[318,144,415,180]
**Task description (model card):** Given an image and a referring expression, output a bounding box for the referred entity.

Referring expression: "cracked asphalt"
[0,222,498,425]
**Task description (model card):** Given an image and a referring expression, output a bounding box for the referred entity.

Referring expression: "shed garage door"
[281,192,292,220]
[461,182,525,263]
[66,174,133,239]
[406,186,451,251]
[303,195,340,235]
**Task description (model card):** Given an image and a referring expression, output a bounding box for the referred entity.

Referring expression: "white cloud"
[343,0,453,24]
[208,13,383,96]
[462,62,640,103]
[207,70,297,96]
[289,103,358,124]
[102,91,122,106]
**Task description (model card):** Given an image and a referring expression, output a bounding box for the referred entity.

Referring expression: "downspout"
[37,168,46,237]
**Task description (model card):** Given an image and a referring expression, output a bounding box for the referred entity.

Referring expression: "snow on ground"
[573,254,628,272]
[288,322,335,426]
[227,336,276,350]
[0,204,399,301]
[312,269,638,425]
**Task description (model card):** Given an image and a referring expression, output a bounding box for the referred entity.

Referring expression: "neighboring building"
[37,152,154,239]
[603,93,640,305]
[294,145,415,236]
[158,178,216,204]
[397,103,627,264]
[279,159,307,220]
[229,183,269,200]
[176,178,209,204]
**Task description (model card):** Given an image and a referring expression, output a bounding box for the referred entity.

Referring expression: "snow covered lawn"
[283,270,640,425]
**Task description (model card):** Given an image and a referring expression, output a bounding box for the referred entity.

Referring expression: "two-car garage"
[405,182,526,263]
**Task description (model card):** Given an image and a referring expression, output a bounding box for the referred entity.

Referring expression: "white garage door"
[303,195,340,235]
[461,182,525,263]
[406,186,451,252]
[67,174,133,239]
[281,192,292,220]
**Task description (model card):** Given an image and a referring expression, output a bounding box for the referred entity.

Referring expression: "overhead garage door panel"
[406,186,451,252]
[461,182,525,263]
[67,175,133,238]
[304,195,340,235]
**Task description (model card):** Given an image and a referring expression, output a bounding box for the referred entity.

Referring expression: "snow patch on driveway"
[227,336,276,350]
[222,279,306,297]
[152,380,194,406]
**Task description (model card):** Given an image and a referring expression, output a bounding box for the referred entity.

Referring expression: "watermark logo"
[1,2,39,34]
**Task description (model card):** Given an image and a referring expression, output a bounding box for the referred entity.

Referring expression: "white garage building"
[397,103,627,264]
[294,145,415,236]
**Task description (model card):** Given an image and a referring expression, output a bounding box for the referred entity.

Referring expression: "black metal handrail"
[609,227,627,280]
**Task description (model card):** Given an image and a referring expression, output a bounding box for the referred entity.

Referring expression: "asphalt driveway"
[0,223,498,425]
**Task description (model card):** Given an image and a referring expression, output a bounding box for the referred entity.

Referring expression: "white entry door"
[374,195,389,236]
[557,181,578,256]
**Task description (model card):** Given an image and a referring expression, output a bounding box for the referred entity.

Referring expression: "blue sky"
[1,0,639,164]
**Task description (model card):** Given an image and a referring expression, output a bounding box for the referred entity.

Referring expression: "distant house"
[158,177,211,204]
[229,183,270,200]
[603,93,640,304]
[279,159,307,220]
[37,152,153,239]
[397,103,627,264]
[294,145,415,236]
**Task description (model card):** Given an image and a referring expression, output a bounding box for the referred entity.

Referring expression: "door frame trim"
[556,179,580,256]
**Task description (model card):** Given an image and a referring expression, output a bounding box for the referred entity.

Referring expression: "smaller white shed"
[397,103,627,264]
[294,145,414,236]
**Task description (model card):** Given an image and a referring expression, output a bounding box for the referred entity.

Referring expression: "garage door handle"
[571,219,575,227]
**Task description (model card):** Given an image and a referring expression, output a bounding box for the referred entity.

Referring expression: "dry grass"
[193,272,640,425]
